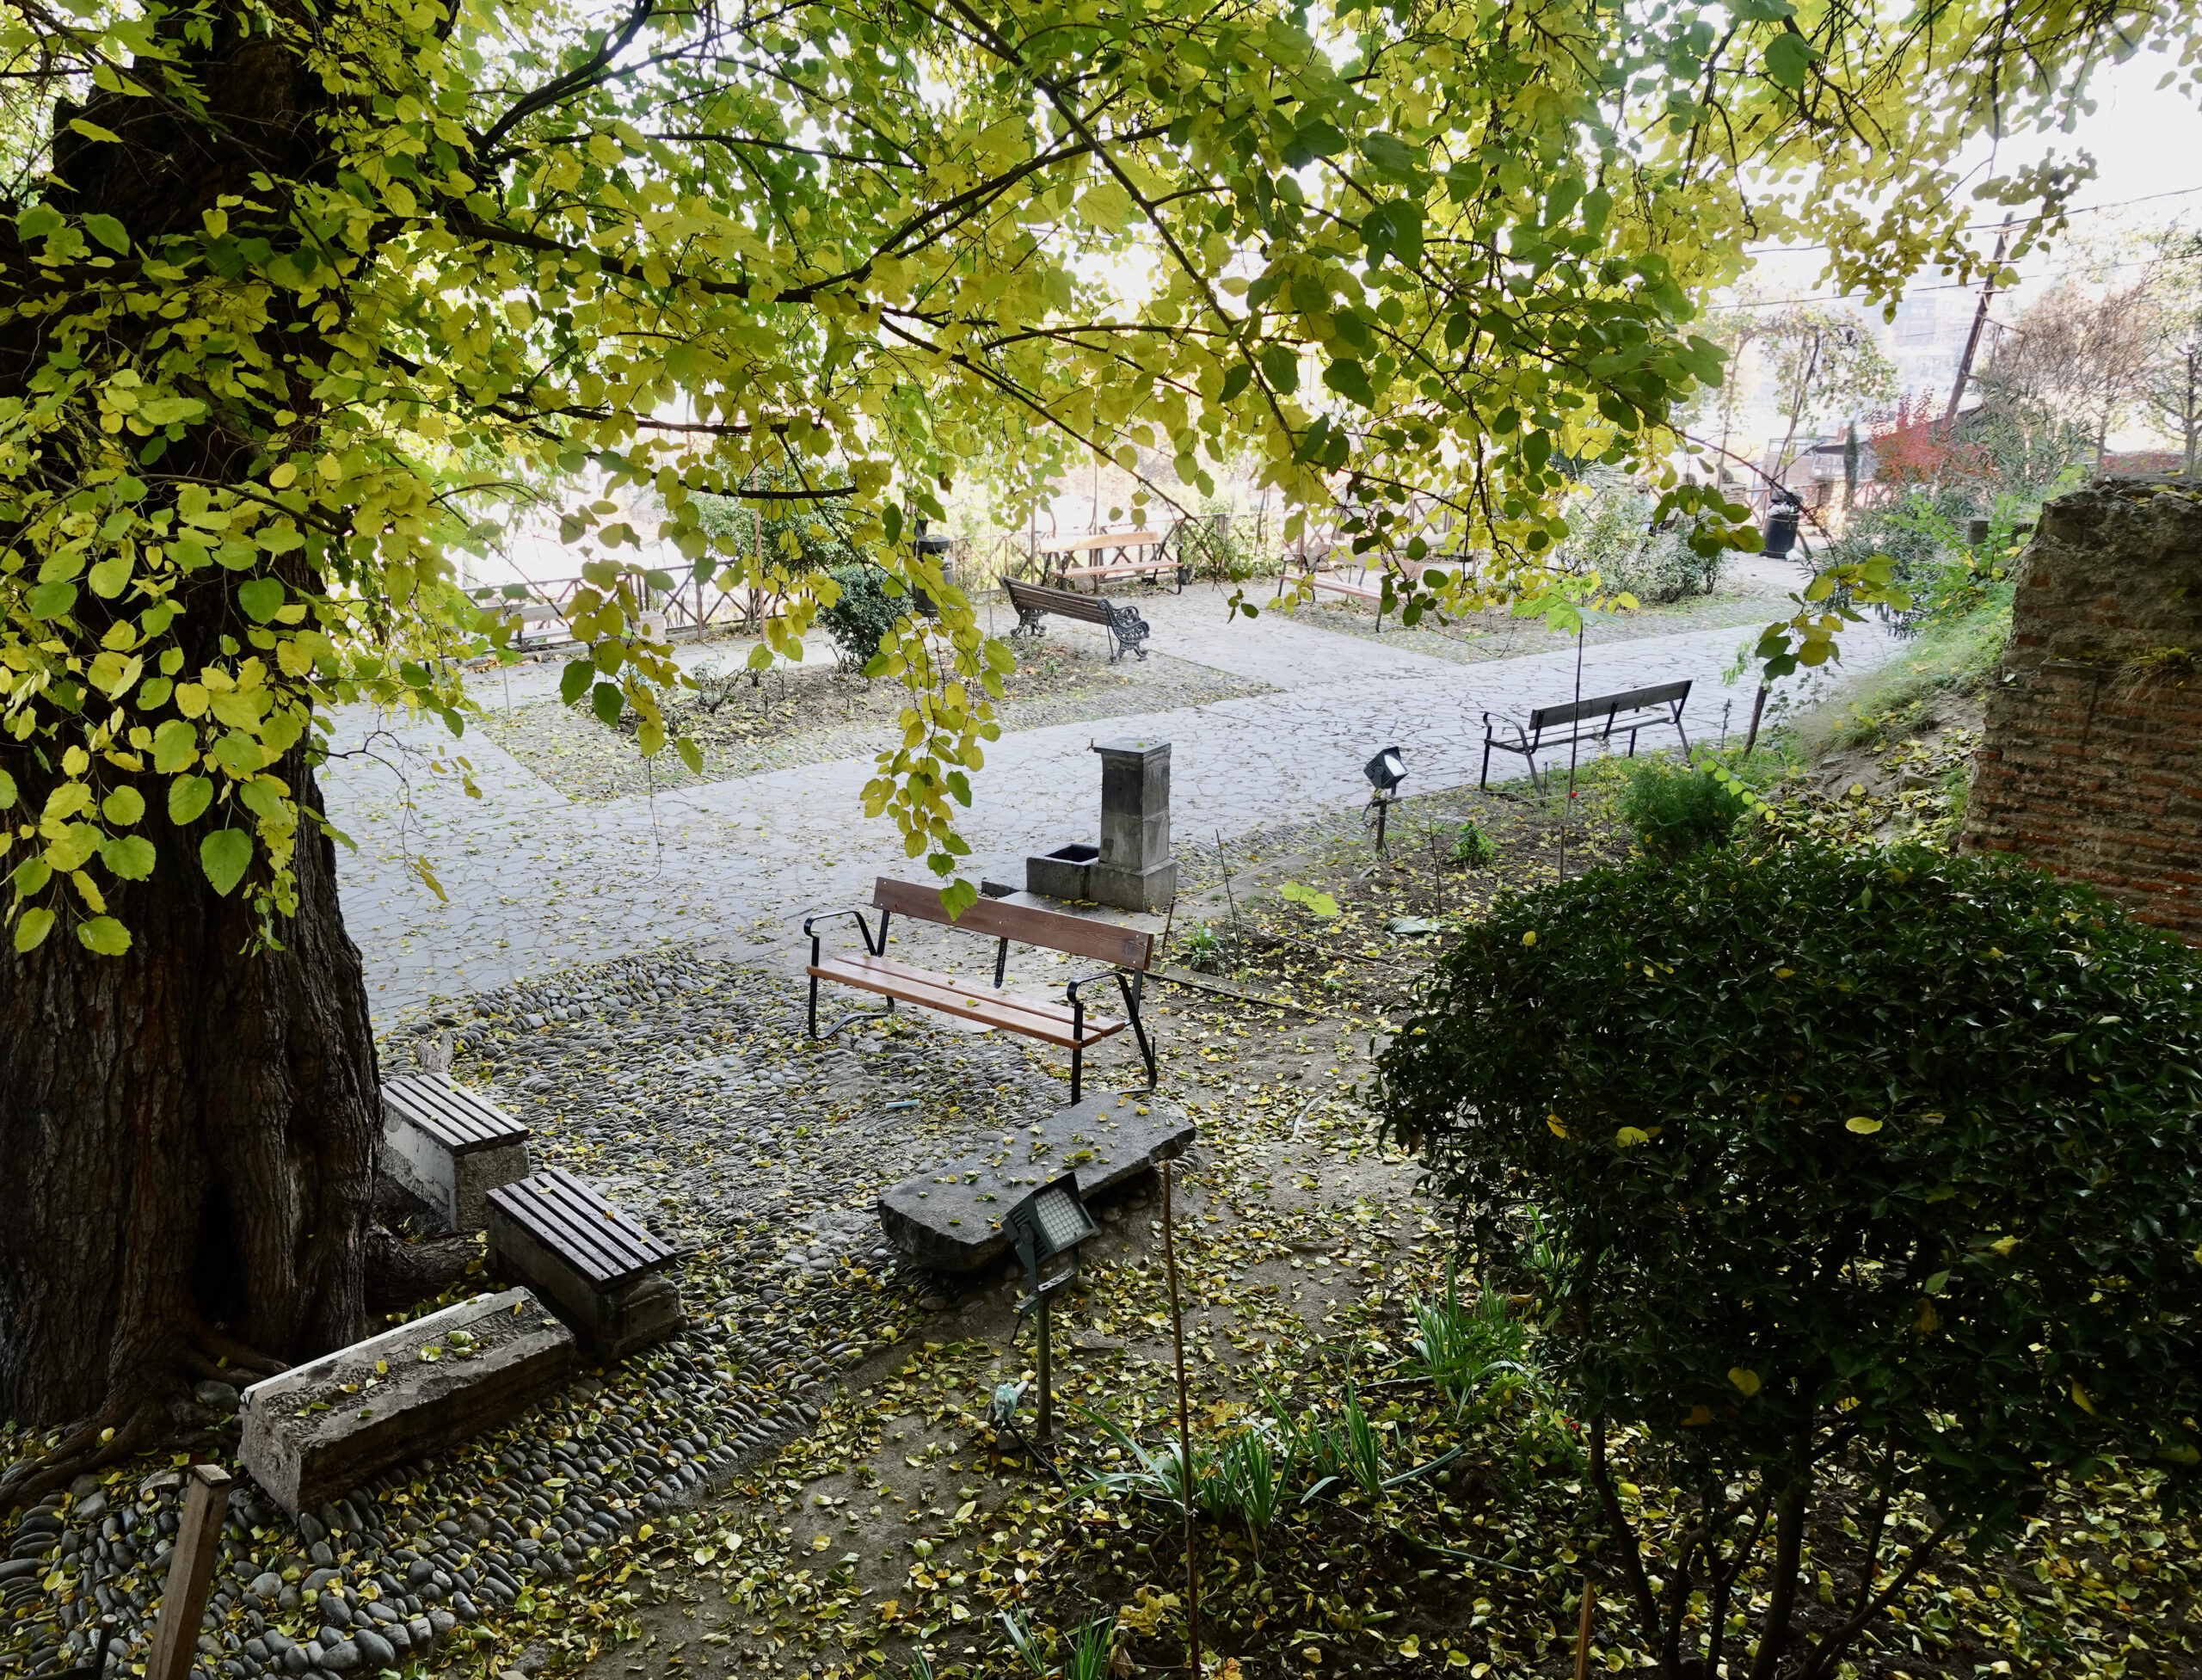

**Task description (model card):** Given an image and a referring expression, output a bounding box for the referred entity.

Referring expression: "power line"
[1739,184,2202,258]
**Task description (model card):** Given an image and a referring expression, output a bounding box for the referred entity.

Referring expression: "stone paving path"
[323,587,1901,1024]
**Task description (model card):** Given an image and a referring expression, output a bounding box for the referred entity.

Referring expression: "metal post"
[1036,1292,1055,1443]
[148,1462,233,1680]
[1162,1159,1202,1679]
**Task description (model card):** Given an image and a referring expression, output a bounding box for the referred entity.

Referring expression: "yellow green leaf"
[1844,1117,1882,1135]
[76,915,131,955]
[1727,1368,1762,1397]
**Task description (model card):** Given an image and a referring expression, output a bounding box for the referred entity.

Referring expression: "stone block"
[381,1074,532,1234]
[1025,842,1098,902]
[485,1169,685,1358]
[1090,858,1176,913]
[878,1092,1196,1271]
[239,1289,574,1516]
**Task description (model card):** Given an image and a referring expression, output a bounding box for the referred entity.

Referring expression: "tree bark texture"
[0,752,378,1431]
[0,15,380,1495]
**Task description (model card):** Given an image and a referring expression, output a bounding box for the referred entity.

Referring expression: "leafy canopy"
[1375,841,2202,1677]
[0,0,2192,951]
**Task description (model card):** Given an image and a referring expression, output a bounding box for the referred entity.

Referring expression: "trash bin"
[913,528,953,617]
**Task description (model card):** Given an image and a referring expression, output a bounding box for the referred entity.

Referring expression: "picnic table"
[1031,530,1187,593]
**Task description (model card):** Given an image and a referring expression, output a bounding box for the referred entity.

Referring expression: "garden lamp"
[1363,746,1406,854]
[1001,1171,1098,1442]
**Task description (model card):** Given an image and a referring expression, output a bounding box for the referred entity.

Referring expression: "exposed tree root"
[365,1222,477,1314]
[0,1388,168,1514]
[0,1324,290,1515]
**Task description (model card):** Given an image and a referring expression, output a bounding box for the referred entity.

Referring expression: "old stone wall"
[1960,477,2202,940]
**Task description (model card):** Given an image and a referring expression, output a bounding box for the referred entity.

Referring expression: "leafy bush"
[1375,842,2202,1680]
[816,563,904,670]
[1567,471,1723,604]
[1612,755,1749,860]
[1450,822,1497,867]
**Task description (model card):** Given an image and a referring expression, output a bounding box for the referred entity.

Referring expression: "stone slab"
[877,1092,1196,1271]
[238,1288,574,1516]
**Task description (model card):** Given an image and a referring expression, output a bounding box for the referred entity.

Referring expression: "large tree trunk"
[0,751,378,1498]
[0,11,390,1507]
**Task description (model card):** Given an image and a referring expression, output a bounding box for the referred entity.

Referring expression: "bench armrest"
[804,906,882,957]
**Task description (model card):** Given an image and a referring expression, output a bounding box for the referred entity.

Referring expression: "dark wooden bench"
[1481,679,1692,792]
[381,1074,532,1232]
[806,877,1157,1103]
[486,1168,686,1355]
[1002,576,1153,663]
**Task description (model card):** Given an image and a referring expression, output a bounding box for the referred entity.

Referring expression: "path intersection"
[323,579,1898,1025]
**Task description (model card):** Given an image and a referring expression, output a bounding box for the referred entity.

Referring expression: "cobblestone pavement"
[324,587,1901,1025]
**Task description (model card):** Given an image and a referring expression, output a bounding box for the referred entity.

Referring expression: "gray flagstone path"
[322,583,1901,1025]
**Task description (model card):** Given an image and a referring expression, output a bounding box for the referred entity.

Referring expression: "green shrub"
[1450,822,1498,867]
[817,563,903,670]
[1375,842,2202,1680]
[1612,755,1748,860]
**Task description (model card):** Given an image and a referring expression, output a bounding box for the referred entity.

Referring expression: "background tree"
[1972,280,2159,469]
[1759,305,1898,489]
[1375,843,2202,1680]
[2136,227,2202,476]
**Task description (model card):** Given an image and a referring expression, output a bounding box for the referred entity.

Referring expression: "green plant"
[1407,1265,1533,1418]
[817,564,906,671]
[1375,841,2202,1680]
[1063,1616,1118,1680]
[1278,880,1340,919]
[1180,922,1221,971]
[1450,822,1498,868]
[1197,1427,1285,1539]
[1612,755,1749,861]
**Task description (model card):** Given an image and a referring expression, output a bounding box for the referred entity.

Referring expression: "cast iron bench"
[805,877,1157,1103]
[1481,679,1693,792]
[1003,576,1153,663]
[381,1074,532,1233]
[486,1168,686,1356]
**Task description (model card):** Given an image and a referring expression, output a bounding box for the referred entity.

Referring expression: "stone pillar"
[1089,736,1176,912]
[1960,476,2202,941]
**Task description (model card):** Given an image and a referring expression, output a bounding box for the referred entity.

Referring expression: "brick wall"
[1959,477,2202,941]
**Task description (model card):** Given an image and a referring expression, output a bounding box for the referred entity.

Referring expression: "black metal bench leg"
[812,986,894,1041]
[1070,1041,1083,1106]
[1119,973,1158,1090]
[1480,738,1492,791]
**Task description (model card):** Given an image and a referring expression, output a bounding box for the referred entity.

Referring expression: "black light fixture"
[1000,1170,1098,1442]
[1363,746,1406,855]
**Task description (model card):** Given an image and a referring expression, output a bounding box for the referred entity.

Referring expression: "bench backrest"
[872,877,1152,970]
[1528,679,1690,734]
[1004,577,1113,623]
[1040,530,1163,554]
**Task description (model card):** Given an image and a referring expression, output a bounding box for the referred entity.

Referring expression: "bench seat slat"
[384,1074,530,1154]
[487,1168,676,1286]
[809,953,1125,1048]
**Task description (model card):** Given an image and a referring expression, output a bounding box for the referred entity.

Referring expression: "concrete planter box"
[1025,842,1098,901]
[239,1289,574,1516]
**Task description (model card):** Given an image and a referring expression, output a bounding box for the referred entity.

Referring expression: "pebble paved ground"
[324,582,1898,1025]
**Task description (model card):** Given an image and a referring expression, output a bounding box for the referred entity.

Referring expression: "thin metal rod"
[1573,1580,1595,1680]
[1162,1159,1201,1679]
[1036,1295,1055,1443]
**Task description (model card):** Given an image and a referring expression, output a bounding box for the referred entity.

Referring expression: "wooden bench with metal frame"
[804,877,1157,1104]
[1033,530,1187,594]
[1002,575,1153,663]
[1480,679,1693,793]
[1272,552,1436,631]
